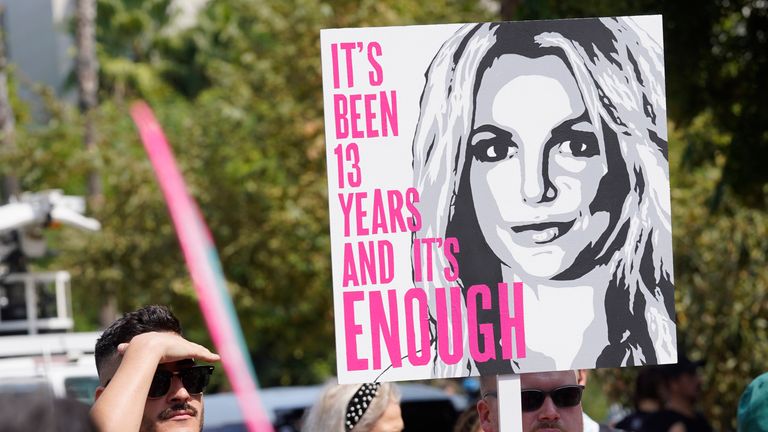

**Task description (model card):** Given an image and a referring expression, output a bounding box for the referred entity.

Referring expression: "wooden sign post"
[498,375,523,432]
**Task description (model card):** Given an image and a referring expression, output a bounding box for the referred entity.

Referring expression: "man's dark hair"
[634,366,664,408]
[659,352,704,384]
[94,305,182,377]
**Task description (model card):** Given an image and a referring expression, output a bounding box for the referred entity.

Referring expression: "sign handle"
[497,374,523,432]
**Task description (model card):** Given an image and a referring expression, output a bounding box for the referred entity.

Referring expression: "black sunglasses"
[148,365,214,398]
[520,385,584,412]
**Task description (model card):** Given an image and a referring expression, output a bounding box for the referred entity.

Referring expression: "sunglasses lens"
[148,371,172,398]
[181,366,212,394]
[552,386,583,408]
[521,390,545,412]
[147,366,213,398]
[520,386,583,412]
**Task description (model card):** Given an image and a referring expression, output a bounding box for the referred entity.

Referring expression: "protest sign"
[321,15,676,384]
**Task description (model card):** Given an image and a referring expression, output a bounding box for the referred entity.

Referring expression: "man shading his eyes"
[91,305,220,432]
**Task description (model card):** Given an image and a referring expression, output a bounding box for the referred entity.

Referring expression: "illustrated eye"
[472,137,518,163]
[557,132,600,158]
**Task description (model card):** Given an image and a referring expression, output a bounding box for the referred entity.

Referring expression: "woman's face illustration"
[469,54,609,279]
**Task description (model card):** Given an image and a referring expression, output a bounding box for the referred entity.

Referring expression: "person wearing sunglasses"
[477,370,586,432]
[91,305,220,432]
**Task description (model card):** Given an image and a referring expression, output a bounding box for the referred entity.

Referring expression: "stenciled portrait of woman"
[411,16,677,377]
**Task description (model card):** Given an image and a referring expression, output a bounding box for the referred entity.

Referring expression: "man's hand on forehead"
[165,358,196,368]
[91,308,216,432]
[117,331,220,365]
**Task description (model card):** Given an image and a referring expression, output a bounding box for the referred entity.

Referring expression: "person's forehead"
[99,357,196,385]
[521,371,577,390]
[477,54,577,95]
[157,359,196,372]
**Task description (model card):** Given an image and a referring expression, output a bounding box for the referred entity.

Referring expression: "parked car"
[0,332,101,404]
[203,382,465,432]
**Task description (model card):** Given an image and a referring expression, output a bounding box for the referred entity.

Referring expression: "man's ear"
[577,369,588,386]
[477,399,491,426]
[94,386,105,401]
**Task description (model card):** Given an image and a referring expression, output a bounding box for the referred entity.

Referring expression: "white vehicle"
[0,332,101,403]
[0,190,100,335]
[0,191,101,403]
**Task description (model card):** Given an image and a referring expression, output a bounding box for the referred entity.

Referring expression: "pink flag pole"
[131,101,274,432]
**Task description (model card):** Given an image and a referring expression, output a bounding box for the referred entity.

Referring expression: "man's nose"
[167,375,191,402]
[537,396,561,422]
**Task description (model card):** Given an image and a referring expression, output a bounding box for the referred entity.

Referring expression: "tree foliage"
[9,0,491,387]
[3,1,766,428]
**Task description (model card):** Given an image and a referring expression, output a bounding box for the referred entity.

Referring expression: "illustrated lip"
[510,219,575,244]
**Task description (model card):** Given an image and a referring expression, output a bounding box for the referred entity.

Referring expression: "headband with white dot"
[344,382,381,431]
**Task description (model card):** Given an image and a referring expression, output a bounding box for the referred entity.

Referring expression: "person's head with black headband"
[91,305,220,432]
[303,381,403,432]
[477,371,584,432]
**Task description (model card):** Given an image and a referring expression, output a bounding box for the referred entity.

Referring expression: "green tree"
[42,0,491,387]
[8,3,765,428]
